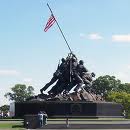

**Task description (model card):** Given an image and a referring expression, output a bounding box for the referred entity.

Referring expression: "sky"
[0,0,130,106]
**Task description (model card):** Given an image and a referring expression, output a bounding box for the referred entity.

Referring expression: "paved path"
[0,120,23,123]
[1,119,130,129]
[25,120,130,129]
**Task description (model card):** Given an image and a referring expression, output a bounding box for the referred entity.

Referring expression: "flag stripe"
[44,14,56,32]
[46,16,54,26]
[44,23,54,32]
[47,17,55,26]
[44,19,55,31]
[44,22,55,32]
[45,18,55,29]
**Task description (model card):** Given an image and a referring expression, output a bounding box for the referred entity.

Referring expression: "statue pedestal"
[14,101,123,118]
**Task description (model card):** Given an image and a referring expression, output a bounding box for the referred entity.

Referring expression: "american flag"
[44,14,56,32]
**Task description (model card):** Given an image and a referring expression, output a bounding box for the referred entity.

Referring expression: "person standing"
[42,111,48,125]
[38,111,43,127]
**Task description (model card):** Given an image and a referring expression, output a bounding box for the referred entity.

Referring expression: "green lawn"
[0,121,25,130]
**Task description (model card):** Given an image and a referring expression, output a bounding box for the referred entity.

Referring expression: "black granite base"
[14,101,123,118]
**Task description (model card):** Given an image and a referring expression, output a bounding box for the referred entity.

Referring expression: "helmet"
[79,60,84,64]
[91,72,95,77]
[61,58,65,63]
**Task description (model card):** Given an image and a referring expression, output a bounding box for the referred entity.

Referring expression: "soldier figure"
[63,53,83,93]
[77,60,88,75]
[39,53,97,101]
[40,58,66,94]
[73,60,88,92]
[82,72,95,92]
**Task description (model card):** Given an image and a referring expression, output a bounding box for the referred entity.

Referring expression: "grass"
[0,121,24,130]
[0,117,129,129]
[0,119,23,121]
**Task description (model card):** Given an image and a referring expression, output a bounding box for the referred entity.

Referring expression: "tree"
[0,105,9,117]
[0,105,9,113]
[117,83,130,93]
[106,91,130,114]
[92,75,121,98]
[4,84,34,102]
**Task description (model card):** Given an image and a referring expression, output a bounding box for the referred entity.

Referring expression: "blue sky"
[0,0,130,106]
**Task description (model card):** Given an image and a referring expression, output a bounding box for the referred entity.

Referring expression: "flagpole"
[46,3,73,96]
[47,3,72,54]
[47,3,72,120]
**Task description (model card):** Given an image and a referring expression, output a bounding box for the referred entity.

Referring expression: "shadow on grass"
[12,125,24,128]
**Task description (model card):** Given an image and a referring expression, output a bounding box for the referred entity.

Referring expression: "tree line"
[92,75,130,115]
[1,75,130,116]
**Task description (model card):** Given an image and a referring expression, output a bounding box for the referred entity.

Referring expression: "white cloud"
[80,33,103,40]
[116,65,130,83]
[23,78,32,83]
[0,69,20,76]
[88,33,103,40]
[117,72,128,82]
[80,33,86,38]
[127,65,130,69]
[112,34,130,42]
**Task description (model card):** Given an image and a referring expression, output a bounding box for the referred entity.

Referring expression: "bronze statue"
[27,53,104,102]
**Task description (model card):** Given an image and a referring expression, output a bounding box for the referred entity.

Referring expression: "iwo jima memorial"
[13,4,123,118]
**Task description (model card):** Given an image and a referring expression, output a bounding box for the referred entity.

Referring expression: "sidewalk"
[27,119,130,129]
